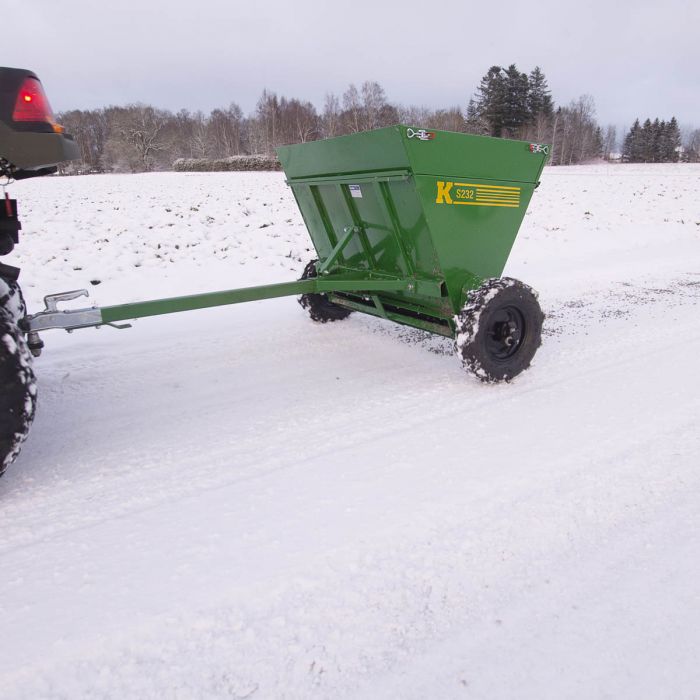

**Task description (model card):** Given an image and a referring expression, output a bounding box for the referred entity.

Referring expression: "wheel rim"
[485,305,526,361]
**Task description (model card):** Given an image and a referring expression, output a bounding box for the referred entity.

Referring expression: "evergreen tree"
[527,66,553,120]
[654,119,666,163]
[471,64,557,140]
[623,119,642,162]
[623,116,682,163]
[647,117,666,163]
[667,117,681,162]
[475,66,508,136]
[502,64,530,137]
[641,118,653,161]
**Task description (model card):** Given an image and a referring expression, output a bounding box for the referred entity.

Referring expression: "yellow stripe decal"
[435,180,522,208]
[475,195,520,200]
[454,182,521,191]
[453,201,519,208]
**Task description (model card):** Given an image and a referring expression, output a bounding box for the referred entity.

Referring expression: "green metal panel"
[415,174,537,310]
[401,127,547,183]
[276,129,410,179]
[287,174,449,317]
[278,126,546,184]
[277,125,547,326]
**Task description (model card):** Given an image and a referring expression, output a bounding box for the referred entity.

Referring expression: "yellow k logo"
[436,181,453,204]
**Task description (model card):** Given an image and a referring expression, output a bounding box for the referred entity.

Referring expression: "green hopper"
[278,126,547,351]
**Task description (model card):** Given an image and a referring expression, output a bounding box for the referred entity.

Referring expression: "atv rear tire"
[0,280,36,477]
[298,259,353,323]
[455,277,544,383]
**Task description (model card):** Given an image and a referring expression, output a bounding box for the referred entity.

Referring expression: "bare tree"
[188,111,209,159]
[56,108,109,172]
[464,97,489,135]
[400,105,465,133]
[570,95,598,163]
[285,99,319,143]
[208,104,243,157]
[398,104,432,125]
[548,97,602,165]
[602,125,617,160]
[171,109,195,158]
[684,128,700,162]
[246,90,279,154]
[523,111,552,143]
[342,84,362,133]
[322,93,341,138]
[361,81,386,130]
[430,107,466,132]
[104,104,172,172]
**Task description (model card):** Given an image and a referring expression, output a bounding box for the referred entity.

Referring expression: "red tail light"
[12,77,56,124]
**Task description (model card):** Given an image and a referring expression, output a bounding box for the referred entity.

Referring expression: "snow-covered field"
[1,164,699,699]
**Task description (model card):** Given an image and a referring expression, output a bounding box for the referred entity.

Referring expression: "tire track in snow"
[0,278,698,555]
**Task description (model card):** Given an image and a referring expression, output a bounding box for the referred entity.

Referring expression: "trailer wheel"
[0,281,36,477]
[298,259,353,323]
[455,277,544,383]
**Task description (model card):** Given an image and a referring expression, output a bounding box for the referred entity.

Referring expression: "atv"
[0,67,79,474]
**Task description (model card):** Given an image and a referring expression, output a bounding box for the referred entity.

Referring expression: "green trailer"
[278,126,547,371]
[1,68,549,474]
[25,125,548,383]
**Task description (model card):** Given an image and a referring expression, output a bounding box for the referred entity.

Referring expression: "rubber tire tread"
[455,277,544,383]
[298,259,353,323]
[0,281,36,477]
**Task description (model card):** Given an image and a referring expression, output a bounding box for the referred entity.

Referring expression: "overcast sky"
[6,0,699,130]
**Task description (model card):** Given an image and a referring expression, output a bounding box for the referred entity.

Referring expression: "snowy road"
[1,166,699,698]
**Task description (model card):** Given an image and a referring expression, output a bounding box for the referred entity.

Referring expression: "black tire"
[455,277,544,383]
[0,280,36,477]
[298,259,353,323]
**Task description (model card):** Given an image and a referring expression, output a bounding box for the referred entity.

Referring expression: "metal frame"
[23,272,447,334]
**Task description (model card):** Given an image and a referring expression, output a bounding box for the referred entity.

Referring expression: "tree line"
[463,65,604,165]
[622,117,682,162]
[56,66,698,173]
